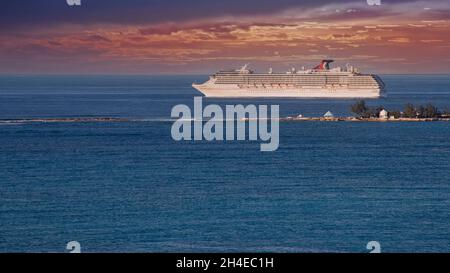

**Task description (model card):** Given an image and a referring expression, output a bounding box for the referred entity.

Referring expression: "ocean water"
[0,75,449,253]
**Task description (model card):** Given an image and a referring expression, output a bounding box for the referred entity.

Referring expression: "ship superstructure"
[192,60,386,98]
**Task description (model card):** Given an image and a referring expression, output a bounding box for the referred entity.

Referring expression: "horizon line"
[1,73,450,76]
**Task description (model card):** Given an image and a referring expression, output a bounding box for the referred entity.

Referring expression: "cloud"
[81,34,112,43]
[388,37,411,43]
[0,0,351,28]
[0,0,438,30]
[1,0,450,73]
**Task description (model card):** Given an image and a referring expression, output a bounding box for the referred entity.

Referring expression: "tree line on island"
[351,100,450,119]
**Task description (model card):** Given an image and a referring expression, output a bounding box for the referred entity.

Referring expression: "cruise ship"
[192,60,386,98]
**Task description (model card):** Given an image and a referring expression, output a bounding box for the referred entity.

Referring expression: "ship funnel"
[314,60,334,70]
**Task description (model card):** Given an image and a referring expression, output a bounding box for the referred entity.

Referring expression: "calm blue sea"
[0,75,449,253]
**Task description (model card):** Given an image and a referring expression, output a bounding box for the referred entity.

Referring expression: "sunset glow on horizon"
[1,0,450,74]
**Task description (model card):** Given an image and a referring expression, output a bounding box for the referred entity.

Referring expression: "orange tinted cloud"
[1,1,450,73]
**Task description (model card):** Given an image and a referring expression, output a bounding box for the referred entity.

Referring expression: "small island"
[281,100,450,122]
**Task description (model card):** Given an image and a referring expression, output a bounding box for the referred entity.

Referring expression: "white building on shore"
[324,111,334,118]
[379,109,388,119]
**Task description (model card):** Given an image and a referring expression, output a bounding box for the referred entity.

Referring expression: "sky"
[0,0,450,74]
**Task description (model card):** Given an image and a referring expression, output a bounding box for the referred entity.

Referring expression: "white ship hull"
[193,83,385,98]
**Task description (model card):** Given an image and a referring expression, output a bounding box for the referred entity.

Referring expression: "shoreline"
[0,117,130,124]
[1,116,450,124]
[279,117,450,122]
